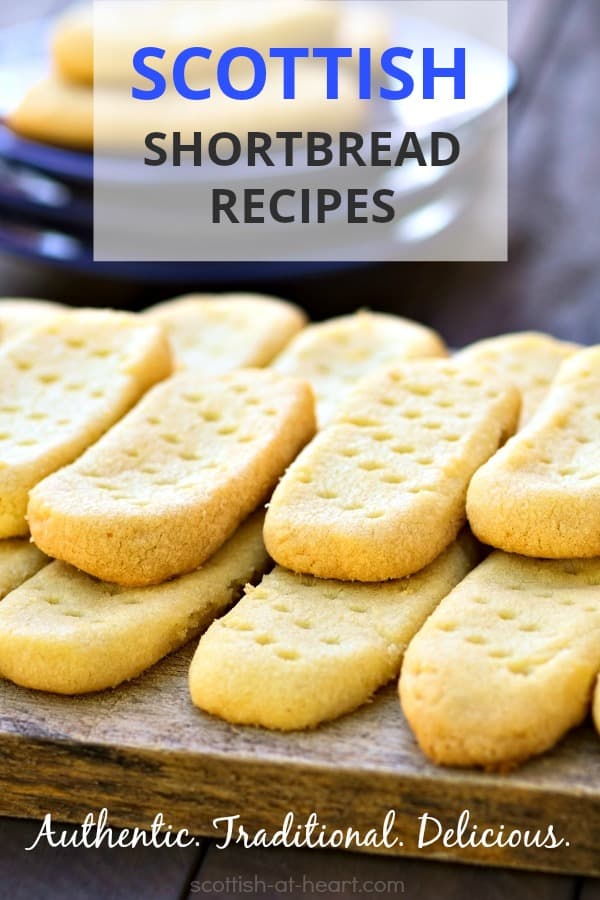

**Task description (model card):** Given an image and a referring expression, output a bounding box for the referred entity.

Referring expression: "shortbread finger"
[0,540,48,600]
[51,4,93,85]
[400,553,600,770]
[8,77,93,151]
[264,360,519,581]
[0,512,268,694]
[0,310,171,537]
[190,531,479,730]
[29,369,315,586]
[467,346,600,558]
[456,332,579,426]
[272,311,447,427]
[593,676,600,737]
[0,298,66,344]
[144,294,306,372]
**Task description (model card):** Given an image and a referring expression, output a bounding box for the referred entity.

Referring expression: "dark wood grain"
[0,817,205,900]
[192,842,575,900]
[0,643,598,877]
[581,879,600,900]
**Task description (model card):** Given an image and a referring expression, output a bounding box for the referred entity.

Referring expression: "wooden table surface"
[0,0,599,896]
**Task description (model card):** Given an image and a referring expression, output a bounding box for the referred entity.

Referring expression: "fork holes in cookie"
[254,634,275,645]
[405,385,432,397]
[179,451,200,462]
[498,610,516,621]
[225,621,253,632]
[276,649,299,661]
[359,461,383,472]
[344,416,382,428]
[507,660,533,676]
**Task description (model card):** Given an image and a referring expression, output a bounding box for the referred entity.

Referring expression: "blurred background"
[0,0,598,345]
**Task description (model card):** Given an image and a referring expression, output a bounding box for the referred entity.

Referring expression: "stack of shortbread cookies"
[0,294,312,692]
[8,2,373,151]
[0,295,598,774]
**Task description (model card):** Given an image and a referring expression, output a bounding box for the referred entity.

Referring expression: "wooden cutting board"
[0,642,598,876]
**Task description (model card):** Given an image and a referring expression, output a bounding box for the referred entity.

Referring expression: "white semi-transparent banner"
[93,0,509,262]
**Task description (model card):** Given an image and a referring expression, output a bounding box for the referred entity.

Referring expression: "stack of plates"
[0,14,515,284]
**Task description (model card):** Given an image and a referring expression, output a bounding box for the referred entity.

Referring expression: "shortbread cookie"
[273,311,447,427]
[8,77,93,151]
[190,531,479,730]
[0,310,171,538]
[456,332,578,426]
[0,540,48,600]
[145,294,306,372]
[28,369,315,586]
[0,298,66,344]
[467,346,600,558]
[0,512,268,694]
[593,676,600,737]
[400,552,600,769]
[264,360,519,581]
[51,4,93,85]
